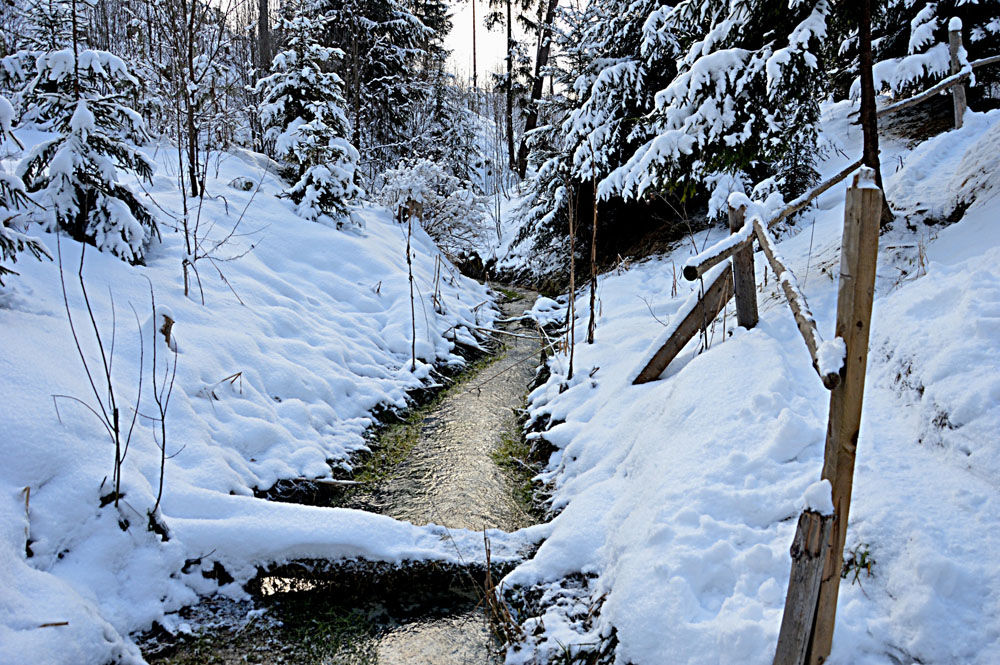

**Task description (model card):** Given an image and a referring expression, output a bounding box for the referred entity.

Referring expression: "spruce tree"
[607,0,832,203]
[16,16,157,264]
[255,2,361,224]
[317,0,429,181]
[0,95,49,285]
[830,0,1000,100]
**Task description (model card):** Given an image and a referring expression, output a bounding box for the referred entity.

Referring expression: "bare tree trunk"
[565,185,576,380]
[351,30,361,149]
[185,0,199,198]
[407,213,416,372]
[859,0,893,225]
[471,0,478,92]
[258,0,271,71]
[587,180,598,344]
[504,0,515,170]
[516,0,558,178]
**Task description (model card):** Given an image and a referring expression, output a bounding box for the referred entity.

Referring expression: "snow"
[816,337,846,378]
[802,479,834,515]
[0,130,541,663]
[503,103,1000,665]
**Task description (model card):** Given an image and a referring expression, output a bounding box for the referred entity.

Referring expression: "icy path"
[145,286,545,664]
[363,285,539,533]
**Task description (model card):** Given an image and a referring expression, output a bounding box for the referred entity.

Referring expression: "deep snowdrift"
[505,105,1000,665]
[0,136,543,664]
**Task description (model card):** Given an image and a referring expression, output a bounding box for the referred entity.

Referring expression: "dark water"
[144,287,541,665]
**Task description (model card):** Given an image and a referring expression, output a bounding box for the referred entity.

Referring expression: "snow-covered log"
[753,218,842,389]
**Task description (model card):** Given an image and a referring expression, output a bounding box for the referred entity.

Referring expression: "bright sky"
[444,0,527,85]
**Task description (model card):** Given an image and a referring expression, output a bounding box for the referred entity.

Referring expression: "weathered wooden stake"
[773,511,834,665]
[950,19,968,129]
[807,169,882,664]
[728,203,758,329]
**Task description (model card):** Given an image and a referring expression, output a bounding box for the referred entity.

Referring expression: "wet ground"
[143,286,542,665]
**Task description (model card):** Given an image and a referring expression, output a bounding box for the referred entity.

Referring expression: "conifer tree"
[255,1,361,224]
[16,2,157,264]
[316,0,429,181]
[831,0,1000,99]
[607,0,831,203]
[0,95,49,284]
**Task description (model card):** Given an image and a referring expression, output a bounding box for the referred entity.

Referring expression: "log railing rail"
[633,172,884,665]
[681,159,864,284]
[875,23,999,122]
[627,15,992,665]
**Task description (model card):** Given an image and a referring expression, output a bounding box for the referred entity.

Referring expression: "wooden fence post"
[949,18,967,129]
[807,168,882,664]
[773,510,834,665]
[729,203,758,329]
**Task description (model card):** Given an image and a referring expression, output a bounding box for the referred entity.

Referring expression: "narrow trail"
[144,286,542,665]
[362,285,539,533]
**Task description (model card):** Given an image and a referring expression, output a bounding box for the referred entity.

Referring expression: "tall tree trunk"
[185,0,199,197]
[258,0,271,71]
[859,0,893,225]
[504,0,515,169]
[351,31,361,148]
[516,0,558,178]
[565,184,576,380]
[471,0,478,92]
[587,180,598,344]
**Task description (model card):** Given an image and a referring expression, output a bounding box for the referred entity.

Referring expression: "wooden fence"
[638,169,882,665]
[629,22,1000,664]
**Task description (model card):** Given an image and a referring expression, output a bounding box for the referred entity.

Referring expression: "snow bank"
[0,134,519,663]
[504,104,1000,664]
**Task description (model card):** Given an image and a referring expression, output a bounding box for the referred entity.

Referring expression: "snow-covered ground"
[0,135,548,664]
[4,97,999,665]
[504,104,1000,664]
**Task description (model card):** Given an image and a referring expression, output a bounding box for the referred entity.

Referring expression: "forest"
[1,0,999,663]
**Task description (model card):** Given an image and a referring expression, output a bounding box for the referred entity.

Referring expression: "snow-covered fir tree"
[17,43,157,263]
[316,0,430,181]
[829,0,1000,99]
[0,94,48,285]
[607,0,832,204]
[256,1,361,225]
[513,0,683,276]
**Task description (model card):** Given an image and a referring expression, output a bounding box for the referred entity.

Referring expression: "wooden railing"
[636,170,883,665]
[636,23,1000,389]
[627,20,996,665]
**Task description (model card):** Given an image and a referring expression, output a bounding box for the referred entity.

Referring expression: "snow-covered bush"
[0,95,48,285]
[16,49,157,263]
[378,159,490,260]
[255,5,361,225]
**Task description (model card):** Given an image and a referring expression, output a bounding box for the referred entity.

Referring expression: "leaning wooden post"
[807,168,882,664]
[773,509,834,665]
[728,202,758,329]
[949,17,968,129]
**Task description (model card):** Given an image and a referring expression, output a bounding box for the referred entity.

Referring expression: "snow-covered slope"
[0,137,532,664]
[505,105,1000,665]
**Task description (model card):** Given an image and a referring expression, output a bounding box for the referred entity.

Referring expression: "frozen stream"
[144,286,542,664]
